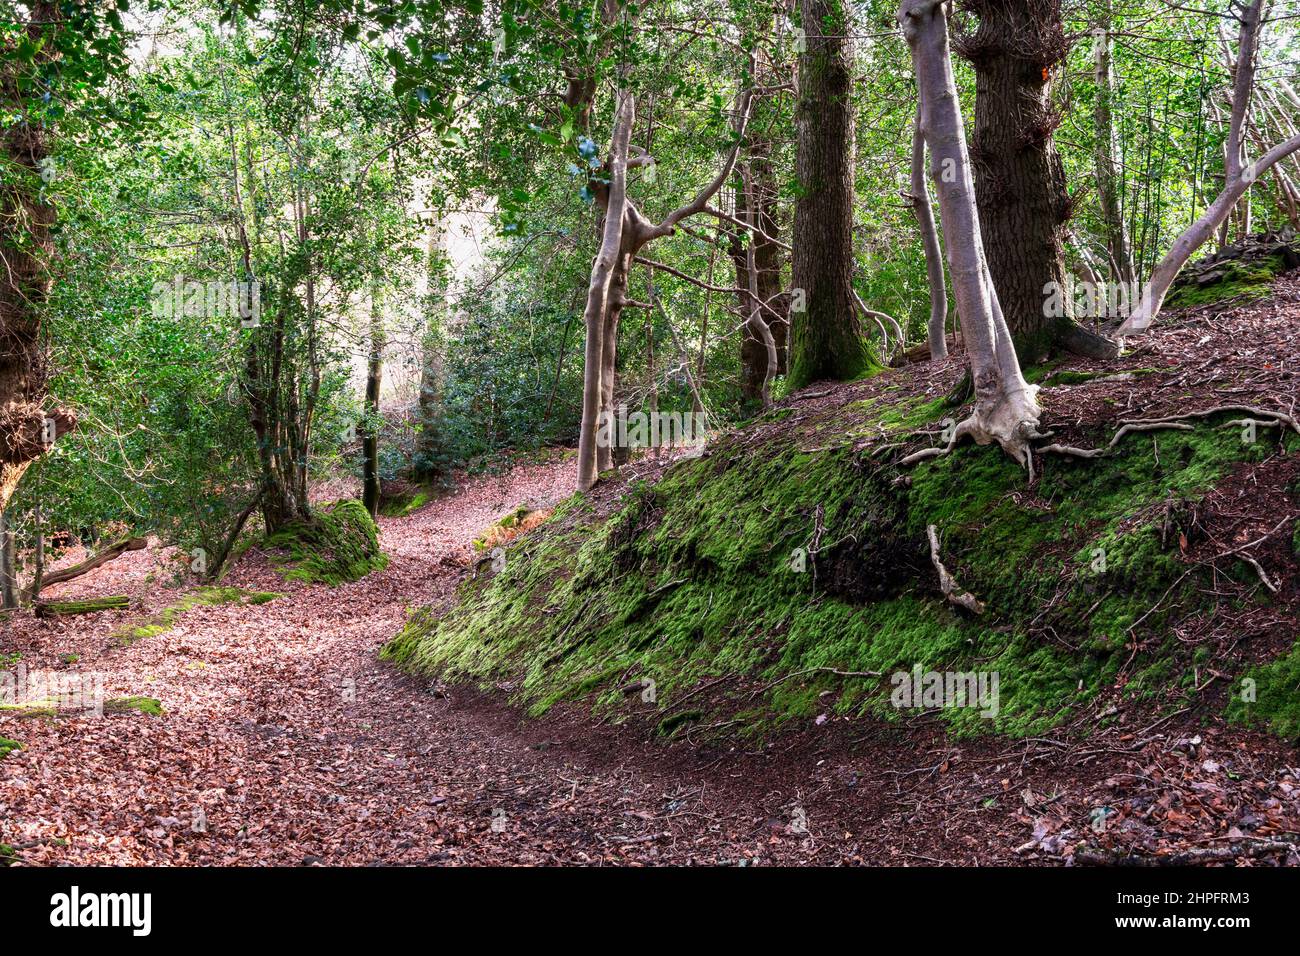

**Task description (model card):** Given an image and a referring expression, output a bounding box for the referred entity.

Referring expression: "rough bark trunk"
[962,0,1076,362]
[788,0,873,388]
[0,2,76,526]
[901,0,1041,464]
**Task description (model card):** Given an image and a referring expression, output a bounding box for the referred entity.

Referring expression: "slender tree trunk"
[0,510,17,610]
[910,108,949,359]
[788,0,873,389]
[737,136,787,399]
[1092,1,1134,284]
[739,165,778,406]
[415,222,448,478]
[363,287,384,517]
[576,93,634,490]
[901,0,1041,463]
[734,160,780,405]
[1120,0,1300,334]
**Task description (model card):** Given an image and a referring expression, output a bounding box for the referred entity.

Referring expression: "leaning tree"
[1120,0,1300,334]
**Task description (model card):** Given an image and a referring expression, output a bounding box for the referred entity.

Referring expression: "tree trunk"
[962,0,1078,362]
[901,0,1041,464]
[788,0,873,389]
[1120,0,1300,334]
[0,2,76,527]
[414,222,448,479]
[363,287,384,518]
[737,136,787,400]
[910,108,949,359]
[0,510,17,610]
[1092,1,1134,284]
[576,92,634,490]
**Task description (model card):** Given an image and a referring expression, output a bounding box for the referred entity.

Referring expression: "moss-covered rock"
[383,390,1284,739]
[0,737,23,759]
[1165,254,1285,309]
[266,500,388,586]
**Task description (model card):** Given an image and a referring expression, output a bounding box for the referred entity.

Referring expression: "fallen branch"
[34,595,130,618]
[35,536,147,591]
[747,665,883,701]
[927,525,984,614]
[1075,836,1299,867]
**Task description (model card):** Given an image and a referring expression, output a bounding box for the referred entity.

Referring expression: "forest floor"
[5,300,1300,865]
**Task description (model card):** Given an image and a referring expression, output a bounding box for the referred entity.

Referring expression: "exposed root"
[926,524,984,615]
[1029,403,1295,462]
[1038,421,1194,459]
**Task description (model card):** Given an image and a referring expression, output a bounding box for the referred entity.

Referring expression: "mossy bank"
[385,372,1300,740]
[267,500,388,585]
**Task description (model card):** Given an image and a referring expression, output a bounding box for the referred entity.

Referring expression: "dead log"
[34,595,130,618]
[35,536,146,591]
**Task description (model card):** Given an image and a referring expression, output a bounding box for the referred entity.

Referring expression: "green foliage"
[266,500,387,585]
[0,737,23,759]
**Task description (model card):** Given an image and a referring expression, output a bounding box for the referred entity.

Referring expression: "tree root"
[927,525,984,614]
[902,402,1299,470]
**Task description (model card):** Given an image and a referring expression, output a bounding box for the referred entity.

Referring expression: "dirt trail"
[0,460,865,864]
[3,455,1298,866]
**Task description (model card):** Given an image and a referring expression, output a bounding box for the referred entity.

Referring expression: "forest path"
[3,458,918,865]
[7,455,1292,865]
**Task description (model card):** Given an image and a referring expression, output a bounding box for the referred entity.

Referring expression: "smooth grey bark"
[574,82,755,490]
[576,91,634,491]
[909,108,948,359]
[900,0,1041,464]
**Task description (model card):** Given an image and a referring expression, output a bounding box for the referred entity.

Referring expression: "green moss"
[105,696,163,716]
[0,737,23,758]
[266,500,388,586]
[112,586,281,646]
[1165,255,1283,309]
[384,390,1271,739]
[1226,640,1300,738]
[379,490,430,518]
